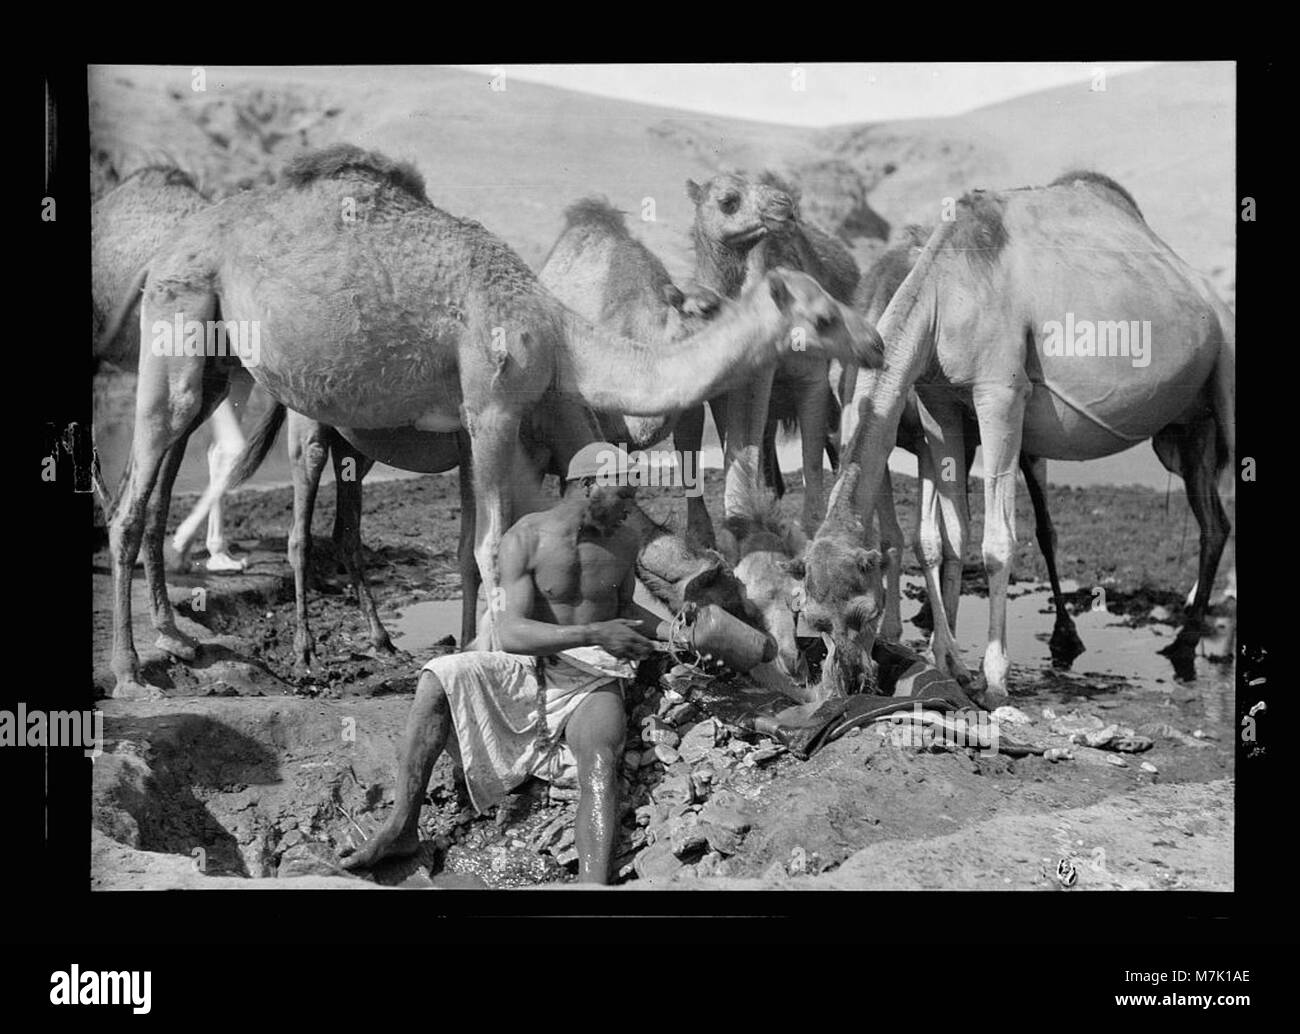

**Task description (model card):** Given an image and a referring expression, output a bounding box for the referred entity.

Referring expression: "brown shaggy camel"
[109,144,880,699]
[812,175,1234,704]
[841,220,1084,666]
[687,171,861,533]
[539,197,717,547]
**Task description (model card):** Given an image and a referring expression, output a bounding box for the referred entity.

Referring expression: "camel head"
[797,531,885,692]
[755,268,884,369]
[721,508,810,681]
[687,172,795,252]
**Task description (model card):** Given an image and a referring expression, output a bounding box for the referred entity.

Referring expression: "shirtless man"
[340,443,669,884]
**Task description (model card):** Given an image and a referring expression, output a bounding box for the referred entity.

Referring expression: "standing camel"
[108,144,880,699]
[686,172,861,533]
[810,175,1234,704]
[93,166,250,571]
[841,221,1084,666]
[95,166,399,673]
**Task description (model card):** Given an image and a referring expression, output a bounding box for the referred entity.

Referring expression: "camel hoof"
[1049,623,1086,669]
[164,542,192,575]
[970,676,1008,709]
[205,551,247,573]
[113,678,164,701]
[155,630,199,662]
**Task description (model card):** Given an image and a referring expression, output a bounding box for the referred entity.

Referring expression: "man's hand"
[589,619,656,661]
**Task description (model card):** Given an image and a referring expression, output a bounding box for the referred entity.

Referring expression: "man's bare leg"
[341,669,452,869]
[564,685,626,885]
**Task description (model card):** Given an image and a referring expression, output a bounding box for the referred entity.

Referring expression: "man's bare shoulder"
[500,512,544,562]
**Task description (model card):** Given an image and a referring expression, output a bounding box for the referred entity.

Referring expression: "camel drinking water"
[810,174,1234,704]
[108,144,881,699]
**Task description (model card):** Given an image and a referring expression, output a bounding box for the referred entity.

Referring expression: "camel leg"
[915,392,971,682]
[672,403,715,550]
[722,370,774,520]
[1157,419,1230,675]
[286,411,331,671]
[168,373,253,572]
[109,293,217,698]
[761,417,785,499]
[795,364,830,533]
[972,382,1030,705]
[457,429,481,650]
[468,405,521,652]
[914,443,969,686]
[874,466,905,642]
[1021,453,1083,667]
[142,433,201,663]
[330,433,397,658]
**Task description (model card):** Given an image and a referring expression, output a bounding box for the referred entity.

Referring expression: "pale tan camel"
[815,175,1235,704]
[92,167,251,571]
[687,172,861,533]
[841,221,1085,666]
[109,144,880,699]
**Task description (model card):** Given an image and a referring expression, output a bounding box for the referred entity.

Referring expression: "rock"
[1149,605,1172,622]
[623,750,642,771]
[694,851,723,879]
[635,804,664,828]
[678,719,718,764]
[762,860,788,883]
[750,743,786,765]
[1041,707,1057,720]
[699,792,753,834]
[634,839,685,882]
[1050,713,1105,737]
[654,743,681,765]
[276,843,357,880]
[1106,755,1129,768]
[641,716,679,749]
[665,702,701,726]
[669,814,709,858]
[1140,761,1158,774]
[992,705,1032,726]
[701,821,742,856]
[1044,748,1074,763]
[1111,735,1154,754]
[1071,723,1120,748]
[651,774,693,810]
[690,767,714,802]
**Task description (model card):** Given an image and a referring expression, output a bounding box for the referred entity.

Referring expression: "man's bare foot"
[205,551,247,573]
[339,827,421,870]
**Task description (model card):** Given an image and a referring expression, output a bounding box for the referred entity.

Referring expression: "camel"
[840,222,1085,666]
[686,171,861,533]
[94,166,400,674]
[715,470,809,682]
[813,173,1235,705]
[92,167,251,572]
[539,197,718,547]
[108,143,880,699]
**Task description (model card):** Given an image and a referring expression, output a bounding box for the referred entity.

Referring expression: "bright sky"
[457,62,1159,127]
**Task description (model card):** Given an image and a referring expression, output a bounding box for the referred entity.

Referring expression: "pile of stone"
[532,664,785,882]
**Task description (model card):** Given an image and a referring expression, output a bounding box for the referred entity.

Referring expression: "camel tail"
[94,265,150,369]
[1211,306,1235,478]
[229,401,287,489]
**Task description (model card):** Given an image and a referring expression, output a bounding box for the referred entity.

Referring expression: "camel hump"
[281,143,427,203]
[562,196,630,237]
[1050,169,1144,221]
[951,190,1010,270]
[119,164,203,195]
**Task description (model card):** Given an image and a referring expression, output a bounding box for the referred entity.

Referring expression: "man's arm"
[617,561,672,642]
[493,523,655,660]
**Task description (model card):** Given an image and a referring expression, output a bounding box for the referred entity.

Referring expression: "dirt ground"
[90,466,1236,891]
